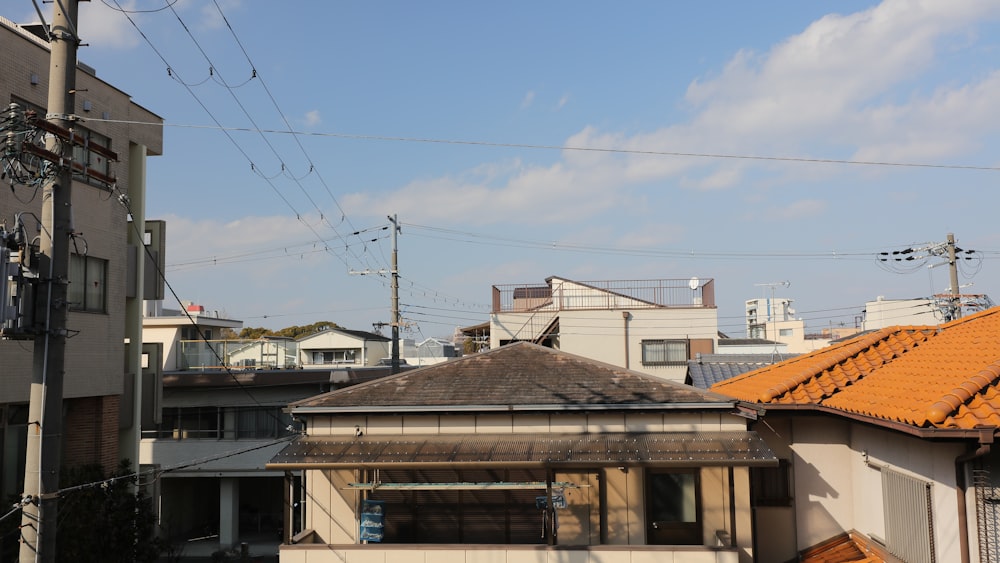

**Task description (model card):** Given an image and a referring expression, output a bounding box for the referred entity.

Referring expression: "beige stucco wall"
[297,411,755,562]
[759,414,969,562]
[308,469,358,545]
[298,331,390,367]
[0,18,162,404]
[142,325,182,370]
[295,467,747,563]
[491,307,718,383]
[747,417,797,563]
[279,545,739,563]
[307,411,747,437]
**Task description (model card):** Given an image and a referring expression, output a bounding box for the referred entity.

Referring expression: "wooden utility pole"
[20,1,78,560]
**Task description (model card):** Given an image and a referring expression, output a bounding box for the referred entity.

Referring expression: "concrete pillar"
[220,477,240,548]
[120,142,147,471]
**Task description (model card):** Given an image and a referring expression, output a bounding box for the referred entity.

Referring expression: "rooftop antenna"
[754,281,790,322]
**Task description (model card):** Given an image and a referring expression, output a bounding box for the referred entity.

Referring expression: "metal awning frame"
[266,431,779,470]
[345,481,584,491]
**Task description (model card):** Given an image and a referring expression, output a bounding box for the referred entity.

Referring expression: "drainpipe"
[622,311,631,369]
[956,428,994,563]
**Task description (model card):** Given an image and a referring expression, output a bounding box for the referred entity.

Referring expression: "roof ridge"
[758,328,901,402]
[926,361,1000,424]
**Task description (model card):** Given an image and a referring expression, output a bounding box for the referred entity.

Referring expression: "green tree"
[238,321,343,340]
[276,321,341,339]
[55,460,164,563]
[238,326,273,339]
[218,327,240,340]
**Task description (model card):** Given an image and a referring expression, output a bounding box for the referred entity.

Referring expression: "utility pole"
[389,214,401,374]
[350,215,402,374]
[947,232,961,320]
[21,1,78,560]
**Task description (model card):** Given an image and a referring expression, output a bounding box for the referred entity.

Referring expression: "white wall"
[491,307,719,383]
[298,331,390,367]
[863,298,941,330]
[772,416,968,562]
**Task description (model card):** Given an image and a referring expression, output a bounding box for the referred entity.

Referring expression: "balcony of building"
[493,277,716,314]
[177,339,300,370]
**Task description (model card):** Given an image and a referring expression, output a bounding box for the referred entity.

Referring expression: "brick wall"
[63,395,120,472]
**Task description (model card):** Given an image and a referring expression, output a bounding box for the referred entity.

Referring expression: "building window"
[641,340,688,366]
[368,468,552,544]
[751,459,792,506]
[235,407,296,439]
[778,328,793,337]
[881,467,935,563]
[311,350,356,364]
[155,406,297,440]
[71,127,112,184]
[161,407,220,439]
[646,469,702,545]
[181,327,211,340]
[68,254,107,312]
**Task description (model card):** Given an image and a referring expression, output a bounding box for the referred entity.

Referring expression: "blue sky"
[15,1,1000,337]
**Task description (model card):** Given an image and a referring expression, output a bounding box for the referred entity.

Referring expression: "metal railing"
[178,339,300,370]
[493,278,715,313]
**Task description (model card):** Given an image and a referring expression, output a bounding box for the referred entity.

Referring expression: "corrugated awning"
[266,431,777,469]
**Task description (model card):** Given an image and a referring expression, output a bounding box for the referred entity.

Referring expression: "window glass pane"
[641,340,687,365]
[68,254,85,308]
[751,460,791,506]
[85,257,105,311]
[649,472,697,523]
[68,254,107,312]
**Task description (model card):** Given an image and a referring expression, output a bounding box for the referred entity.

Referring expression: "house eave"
[760,403,999,440]
[288,402,739,415]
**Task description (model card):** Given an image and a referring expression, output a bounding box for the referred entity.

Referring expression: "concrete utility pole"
[948,232,961,320]
[389,214,401,374]
[20,1,78,560]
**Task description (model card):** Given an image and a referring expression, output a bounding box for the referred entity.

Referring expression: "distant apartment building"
[489,276,718,382]
[861,294,994,331]
[297,327,390,368]
[143,300,245,370]
[140,305,395,558]
[0,13,162,525]
[746,296,859,354]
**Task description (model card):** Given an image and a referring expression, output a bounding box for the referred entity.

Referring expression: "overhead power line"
[81,116,1000,173]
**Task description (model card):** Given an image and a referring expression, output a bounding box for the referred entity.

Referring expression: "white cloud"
[520,90,535,109]
[556,94,569,110]
[303,110,322,127]
[616,224,685,249]
[756,199,828,222]
[78,1,142,50]
[346,0,1000,227]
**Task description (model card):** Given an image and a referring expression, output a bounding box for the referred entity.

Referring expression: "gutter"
[956,428,994,563]
[756,403,997,440]
[289,401,739,415]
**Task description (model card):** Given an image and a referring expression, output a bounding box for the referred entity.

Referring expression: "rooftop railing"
[177,339,300,370]
[493,278,715,313]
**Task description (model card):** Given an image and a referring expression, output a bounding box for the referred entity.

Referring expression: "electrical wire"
[209,0,371,261]
[117,189,293,430]
[79,116,1000,173]
[51,435,300,501]
[106,0,358,276]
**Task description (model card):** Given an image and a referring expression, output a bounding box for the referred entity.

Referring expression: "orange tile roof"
[711,307,1000,430]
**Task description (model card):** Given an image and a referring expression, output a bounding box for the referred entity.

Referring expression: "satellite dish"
[688,277,700,291]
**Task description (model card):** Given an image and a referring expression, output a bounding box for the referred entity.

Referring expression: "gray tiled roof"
[687,353,794,389]
[290,342,735,411]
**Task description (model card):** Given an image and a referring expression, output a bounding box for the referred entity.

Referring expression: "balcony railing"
[177,339,299,370]
[493,278,715,313]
